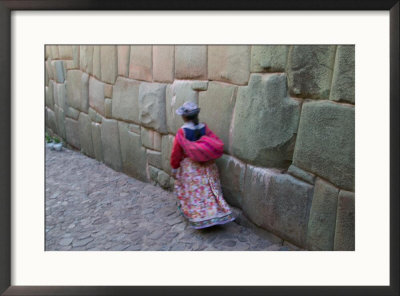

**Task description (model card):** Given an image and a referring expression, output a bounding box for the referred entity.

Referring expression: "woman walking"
[170,101,235,229]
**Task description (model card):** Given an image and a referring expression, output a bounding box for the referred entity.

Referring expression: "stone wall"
[45,45,355,250]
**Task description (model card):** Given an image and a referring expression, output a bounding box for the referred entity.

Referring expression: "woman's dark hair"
[184,113,202,141]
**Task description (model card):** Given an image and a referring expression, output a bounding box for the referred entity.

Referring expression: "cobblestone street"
[46,147,298,251]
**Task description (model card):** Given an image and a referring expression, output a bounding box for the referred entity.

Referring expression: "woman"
[170,101,235,229]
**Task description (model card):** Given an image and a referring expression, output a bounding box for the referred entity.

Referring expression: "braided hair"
[183,113,202,141]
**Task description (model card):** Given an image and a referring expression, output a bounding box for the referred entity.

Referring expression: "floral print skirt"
[174,157,235,229]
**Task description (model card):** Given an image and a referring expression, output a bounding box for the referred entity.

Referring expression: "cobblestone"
[46,147,299,251]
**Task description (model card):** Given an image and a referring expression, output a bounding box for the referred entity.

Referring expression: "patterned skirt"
[174,157,235,229]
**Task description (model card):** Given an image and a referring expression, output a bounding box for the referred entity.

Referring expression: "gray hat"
[175,101,200,116]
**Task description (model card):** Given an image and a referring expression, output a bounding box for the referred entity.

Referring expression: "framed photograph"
[1,1,399,295]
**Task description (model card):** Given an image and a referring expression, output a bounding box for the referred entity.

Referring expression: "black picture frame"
[1,1,399,295]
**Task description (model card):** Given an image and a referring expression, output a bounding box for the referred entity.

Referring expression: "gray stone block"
[175,45,207,79]
[101,45,118,84]
[91,122,103,162]
[104,98,112,118]
[46,59,54,81]
[191,81,208,91]
[118,122,148,182]
[66,70,89,112]
[58,45,73,59]
[92,46,101,80]
[53,83,67,111]
[334,190,355,251]
[141,127,162,151]
[208,45,250,85]
[89,77,105,116]
[66,107,80,120]
[149,165,160,184]
[112,76,140,123]
[80,45,94,74]
[287,164,316,185]
[287,45,336,99]
[45,81,54,109]
[232,73,301,168]
[215,154,246,208]
[72,46,80,69]
[104,84,113,98]
[78,112,94,157]
[199,82,237,153]
[250,45,289,72]
[54,105,66,140]
[306,178,339,250]
[147,149,163,169]
[157,170,171,189]
[46,107,57,133]
[330,45,355,104]
[117,46,130,77]
[166,80,199,134]
[129,45,152,82]
[153,45,174,83]
[101,118,122,171]
[54,60,65,83]
[293,100,355,191]
[88,108,102,123]
[65,117,80,149]
[138,82,167,133]
[161,134,174,174]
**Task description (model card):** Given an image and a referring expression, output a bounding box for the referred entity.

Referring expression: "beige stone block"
[153,45,174,83]
[117,45,130,77]
[129,45,152,82]
[175,45,207,79]
[101,45,118,84]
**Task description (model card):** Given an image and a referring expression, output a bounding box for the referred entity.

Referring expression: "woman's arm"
[170,129,185,170]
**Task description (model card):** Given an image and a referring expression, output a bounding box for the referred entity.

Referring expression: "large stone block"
[104,98,112,118]
[215,154,246,208]
[53,60,65,83]
[138,82,167,133]
[92,46,101,80]
[141,127,162,151]
[231,73,301,168]
[53,83,67,110]
[101,45,118,84]
[45,81,54,109]
[89,77,105,116]
[91,122,103,162]
[101,118,122,171]
[250,45,289,72]
[306,179,339,250]
[153,45,174,83]
[58,46,73,59]
[112,77,140,123]
[293,100,355,191]
[129,45,152,82]
[66,70,89,112]
[147,150,163,169]
[48,46,59,59]
[46,59,54,81]
[80,45,94,74]
[165,80,199,134]
[287,45,336,99]
[45,108,57,133]
[78,112,94,157]
[334,190,355,251]
[118,121,147,182]
[54,105,66,140]
[117,45,130,77]
[330,45,355,104]
[65,117,80,149]
[71,46,80,69]
[175,45,207,79]
[88,107,102,123]
[66,107,80,120]
[287,164,316,185]
[208,45,250,85]
[161,134,174,175]
[199,82,237,153]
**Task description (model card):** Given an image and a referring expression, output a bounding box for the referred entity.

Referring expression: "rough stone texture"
[88,108,102,123]
[153,45,174,83]
[54,83,67,110]
[141,127,162,151]
[250,45,289,72]
[78,113,94,157]
[66,70,89,112]
[161,135,174,175]
[199,82,237,153]
[306,179,339,250]
[104,84,113,98]
[334,190,355,251]
[128,123,141,134]
[329,45,355,104]
[101,45,118,84]
[287,164,316,185]
[58,46,73,59]
[293,100,355,191]
[287,45,336,99]
[92,46,101,80]
[138,82,167,133]
[104,98,112,118]
[129,46,152,82]
[66,107,80,120]
[71,46,80,69]
[49,46,59,59]
[65,117,80,149]
[166,80,199,134]
[175,46,207,79]
[54,60,65,83]
[117,46,130,77]
[46,59,54,81]
[80,45,94,75]
[91,122,103,162]
[46,81,54,109]
[191,81,208,91]
[232,73,301,168]
[157,170,171,189]
[215,154,245,208]
[208,45,250,85]
[46,108,57,133]
[101,118,122,171]
[89,77,105,116]
[54,105,66,140]
[118,121,147,182]
[112,77,140,123]
[147,150,163,169]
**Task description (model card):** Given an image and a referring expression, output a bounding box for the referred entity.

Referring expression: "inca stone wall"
[45,45,355,250]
